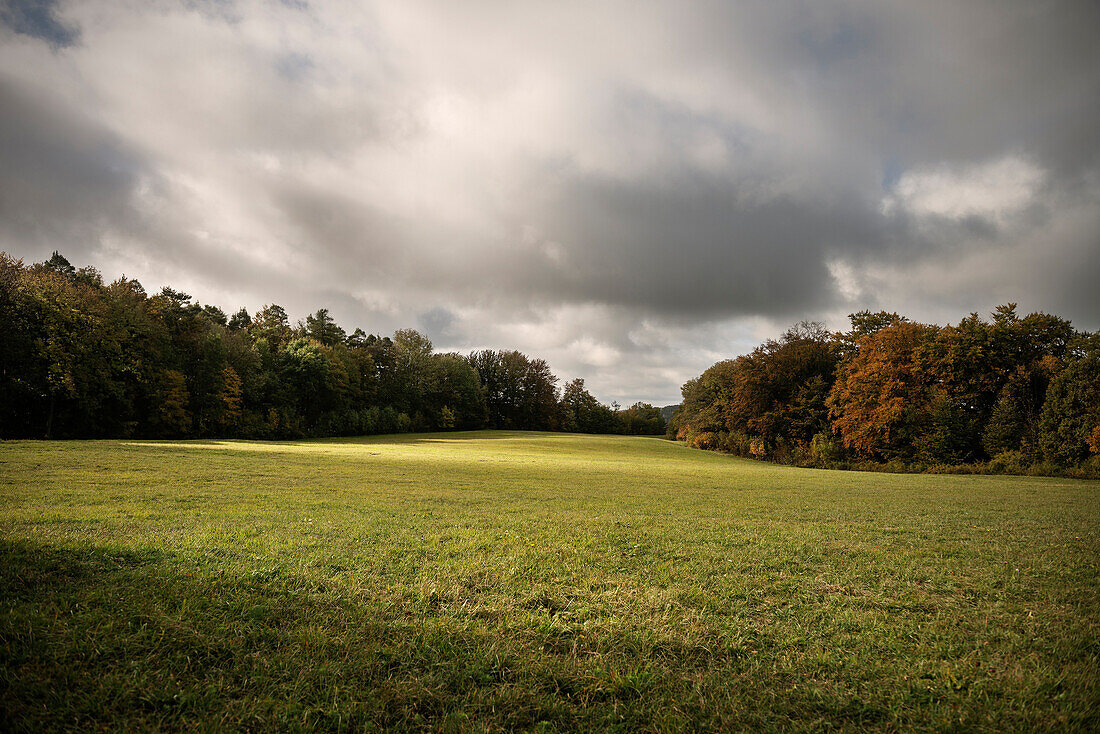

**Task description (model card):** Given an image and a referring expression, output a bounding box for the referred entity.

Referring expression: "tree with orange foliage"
[826,321,938,459]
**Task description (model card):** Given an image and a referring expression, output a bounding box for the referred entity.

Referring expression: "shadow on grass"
[11,536,1059,732]
[0,537,740,732]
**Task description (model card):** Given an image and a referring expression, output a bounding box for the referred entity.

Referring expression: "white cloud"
[826,259,863,303]
[882,155,1045,223]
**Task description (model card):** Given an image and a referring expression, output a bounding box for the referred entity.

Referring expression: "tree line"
[0,252,664,439]
[669,307,1100,477]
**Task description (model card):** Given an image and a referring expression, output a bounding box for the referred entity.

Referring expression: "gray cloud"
[0,73,141,248]
[1,0,78,47]
[0,0,1097,405]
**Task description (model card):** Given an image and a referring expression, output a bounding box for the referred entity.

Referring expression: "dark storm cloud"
[1,0,78,47]
[521,171,894,318]
[0,0,1097,404]
[418,307,457,343]
[0,74,140,249]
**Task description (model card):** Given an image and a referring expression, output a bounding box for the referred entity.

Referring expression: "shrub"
[810,432,842,465]
[690,432,719,450]
[987,450,1029,475]
[438,405,456,430]
[720,431,750,455]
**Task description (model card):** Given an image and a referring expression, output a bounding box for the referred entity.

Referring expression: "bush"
[690,432,719,450]
[438,405,456,430]
[987,450,1029,475]
[810,432,842,465]
[720,432,750,455]
[883,459,908,474]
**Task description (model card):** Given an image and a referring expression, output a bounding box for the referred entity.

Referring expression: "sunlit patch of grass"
[1,431,1098,731]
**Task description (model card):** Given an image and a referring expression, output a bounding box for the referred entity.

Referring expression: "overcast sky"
[1,0,1097,405]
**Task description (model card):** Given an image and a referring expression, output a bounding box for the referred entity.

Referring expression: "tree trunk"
[45,393,55,439]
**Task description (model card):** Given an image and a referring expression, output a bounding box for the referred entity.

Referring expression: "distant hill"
[660,405,680,422]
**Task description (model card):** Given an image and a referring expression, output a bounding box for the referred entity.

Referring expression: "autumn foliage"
[827,321,935,459]
[673,307,1100,475]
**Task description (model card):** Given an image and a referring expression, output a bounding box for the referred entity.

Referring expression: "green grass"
[1,431,1098,732]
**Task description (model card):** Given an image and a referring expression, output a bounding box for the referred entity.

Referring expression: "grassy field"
[1,431,1098,732]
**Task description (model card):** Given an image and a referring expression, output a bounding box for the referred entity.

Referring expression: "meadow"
[1,431,1097,732]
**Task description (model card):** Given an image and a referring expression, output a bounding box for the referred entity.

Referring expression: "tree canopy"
[0,252,664,440]
[674,307,1099,475]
